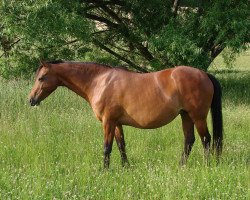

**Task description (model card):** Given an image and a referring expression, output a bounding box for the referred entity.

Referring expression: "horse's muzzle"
[29,98,40,106]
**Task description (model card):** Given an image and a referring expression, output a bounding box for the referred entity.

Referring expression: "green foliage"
[0,0,92,78]
[151,22,210,70]
[0,0,249,78]
[126,0,172,36]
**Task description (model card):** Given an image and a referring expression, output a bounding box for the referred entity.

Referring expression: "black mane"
[47,60,130,71]
[48,60,65,64]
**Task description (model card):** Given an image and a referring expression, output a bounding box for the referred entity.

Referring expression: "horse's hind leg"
[194,119,211,165]
[115,125,129,166]
[180,111,195,166]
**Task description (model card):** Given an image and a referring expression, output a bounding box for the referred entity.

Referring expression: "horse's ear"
[40,60,51,69]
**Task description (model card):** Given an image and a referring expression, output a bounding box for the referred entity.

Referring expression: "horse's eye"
[38,77,45,81]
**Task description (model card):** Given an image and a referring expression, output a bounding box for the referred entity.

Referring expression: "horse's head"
[28,61,60,106]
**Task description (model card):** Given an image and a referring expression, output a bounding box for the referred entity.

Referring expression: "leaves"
[0,0,249,78]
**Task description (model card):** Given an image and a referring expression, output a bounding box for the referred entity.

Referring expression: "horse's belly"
[119,106,180,129]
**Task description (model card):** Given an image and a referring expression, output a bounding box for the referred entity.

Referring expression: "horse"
[28,60,223,168]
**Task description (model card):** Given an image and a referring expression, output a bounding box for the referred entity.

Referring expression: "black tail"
[207,73,223,157]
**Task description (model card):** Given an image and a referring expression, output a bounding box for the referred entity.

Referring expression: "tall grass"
[0,64,249,199]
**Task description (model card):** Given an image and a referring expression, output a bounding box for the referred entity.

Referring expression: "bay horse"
[28,61,223,168]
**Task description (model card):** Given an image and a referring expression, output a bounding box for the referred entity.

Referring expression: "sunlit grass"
[210,49,250,71]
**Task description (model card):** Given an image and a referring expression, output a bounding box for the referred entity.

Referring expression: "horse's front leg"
[103,120,116,168]
[115,125,129,167]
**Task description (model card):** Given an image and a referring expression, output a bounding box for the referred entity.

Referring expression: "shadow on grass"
[210,70,250,106]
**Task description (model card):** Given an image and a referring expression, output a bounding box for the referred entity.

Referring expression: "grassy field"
[0,54,249,199]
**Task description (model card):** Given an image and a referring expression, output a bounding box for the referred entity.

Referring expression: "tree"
[0,0,249,77]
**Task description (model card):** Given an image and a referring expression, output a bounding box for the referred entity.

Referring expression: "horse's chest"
[90,95,120,122]
[91,101,105,121]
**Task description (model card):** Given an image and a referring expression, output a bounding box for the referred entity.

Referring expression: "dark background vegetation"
[0,0,249,78]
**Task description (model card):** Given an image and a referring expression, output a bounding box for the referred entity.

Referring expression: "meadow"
[0,53,249,199]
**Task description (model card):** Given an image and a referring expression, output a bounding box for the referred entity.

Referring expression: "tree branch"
[113,45,139,55]
[85,13,119,28]
[0,37,21,56]
[9,38,21,49]
[211,44,225,59]
[172,0,180,17]
[100,4,124,24]
[90,4,157,62]
[84,1,167,65]
[92,29,111,35]
[92,39,148,72]
[81,0,125,6]
[0,52,5,58]
[134,43,155,61]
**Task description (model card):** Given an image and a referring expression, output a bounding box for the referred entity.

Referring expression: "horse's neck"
[57,63,109,102]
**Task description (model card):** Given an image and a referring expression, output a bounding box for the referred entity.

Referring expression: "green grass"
[0,55,249,199]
